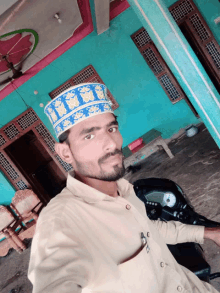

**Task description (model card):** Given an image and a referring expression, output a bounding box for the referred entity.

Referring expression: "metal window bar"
[189,14,210,41]
[170,0,194,22]
[142,47,164,75]
[0,152,19,180]
[55,155,73,172]
[16,180,28,190]
[3,124,20,140]
[0,135,6,147]
[16,109,38,130]
[35,124,56,153]
[159,74,181,101]
[205,42,220,70]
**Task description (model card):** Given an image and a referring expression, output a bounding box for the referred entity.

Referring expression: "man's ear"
[55,142,73,164]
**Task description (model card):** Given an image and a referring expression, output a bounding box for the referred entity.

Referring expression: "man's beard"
[95,163,125,181]
[73,149,126,182]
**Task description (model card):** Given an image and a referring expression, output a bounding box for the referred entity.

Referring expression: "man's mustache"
[98,149,123,164]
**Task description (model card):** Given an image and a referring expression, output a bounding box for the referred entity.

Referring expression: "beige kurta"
[28,174,219,293]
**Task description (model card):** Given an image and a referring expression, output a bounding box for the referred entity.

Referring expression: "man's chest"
[67,196,163,265]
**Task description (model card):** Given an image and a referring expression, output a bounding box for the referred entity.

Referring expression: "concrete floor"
[0,239,33,293]
[0,123,220,292]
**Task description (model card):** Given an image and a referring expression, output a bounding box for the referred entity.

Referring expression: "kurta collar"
[66,172,133,204]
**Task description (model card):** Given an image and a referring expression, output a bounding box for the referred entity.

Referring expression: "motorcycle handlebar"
[157,206,220,228]
[194,214,220,228]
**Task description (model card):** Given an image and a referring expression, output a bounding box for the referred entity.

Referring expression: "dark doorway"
[5,130,66,204]
[179,23,220,95]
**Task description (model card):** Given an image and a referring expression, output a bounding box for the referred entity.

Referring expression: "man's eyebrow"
[79,126,101,136]
[106,120,119,127]
[79,120,118,136]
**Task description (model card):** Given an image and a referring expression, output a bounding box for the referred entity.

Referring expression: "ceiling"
[0,0,83,90]
[0,0,123,96]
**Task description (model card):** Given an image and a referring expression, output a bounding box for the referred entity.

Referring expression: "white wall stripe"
[132,0,220,140]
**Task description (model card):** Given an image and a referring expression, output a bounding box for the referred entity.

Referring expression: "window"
[49,65,119,110]
[131,28,185,104]
[170,0,220,94]
[132,0,220,115]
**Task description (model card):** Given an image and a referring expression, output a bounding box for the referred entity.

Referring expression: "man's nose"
[103,132,117,152]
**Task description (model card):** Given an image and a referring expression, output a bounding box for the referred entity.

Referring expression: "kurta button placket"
[177,286,182,292]
[146,244,150,253]
[126,204,131,210]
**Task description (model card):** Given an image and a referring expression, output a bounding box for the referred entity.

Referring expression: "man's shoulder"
[37,187,76,224]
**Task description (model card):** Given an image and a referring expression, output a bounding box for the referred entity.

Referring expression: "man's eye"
[109,127,117,133]
[85,134,95,140]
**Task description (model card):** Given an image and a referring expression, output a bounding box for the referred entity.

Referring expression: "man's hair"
[58,129,71,144]
[58,114,118,144]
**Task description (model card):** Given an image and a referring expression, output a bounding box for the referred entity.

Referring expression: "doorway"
[4,130,66,203]
[179,22,220,95]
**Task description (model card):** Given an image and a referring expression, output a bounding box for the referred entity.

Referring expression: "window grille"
[55,155,73,172]
[131,28,184,104]
[142,48,164,75]
[0,152,19,180]
[49,65,119,110]
[189,14,209,41]
[131,29,151,48]
[35,124,55,153]
[0,135,6,147]
[169,0,194,22]
[71,66,95,84]
[3,124,20,140]
[159,74,181,101]
[16,180,28,190]
[205,42,220,69]
[17,109,38,130]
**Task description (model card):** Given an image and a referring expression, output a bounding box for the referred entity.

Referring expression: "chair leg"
[0,239,11,257]
[5,229,27,253]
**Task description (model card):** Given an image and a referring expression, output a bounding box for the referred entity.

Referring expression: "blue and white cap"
[44,83,114,138]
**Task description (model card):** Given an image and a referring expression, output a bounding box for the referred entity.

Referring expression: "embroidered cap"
[44,83,114,138]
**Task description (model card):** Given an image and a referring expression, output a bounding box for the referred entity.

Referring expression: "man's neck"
[74,173,119,197]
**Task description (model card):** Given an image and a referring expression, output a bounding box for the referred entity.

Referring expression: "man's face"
[67,113,125,181]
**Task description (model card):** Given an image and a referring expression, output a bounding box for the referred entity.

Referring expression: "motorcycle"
[133,177,220,282]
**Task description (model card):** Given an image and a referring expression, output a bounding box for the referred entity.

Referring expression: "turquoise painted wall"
[0,1,219,203]
[0,172,15,205]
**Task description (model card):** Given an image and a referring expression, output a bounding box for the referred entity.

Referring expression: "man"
[28,83,220,293]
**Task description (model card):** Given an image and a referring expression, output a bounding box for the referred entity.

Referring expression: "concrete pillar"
[127,0,220,148]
